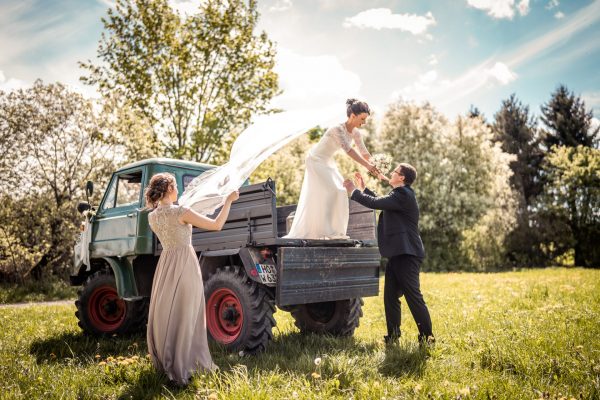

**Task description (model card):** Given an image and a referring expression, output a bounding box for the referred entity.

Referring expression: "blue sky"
[1,0,599,125]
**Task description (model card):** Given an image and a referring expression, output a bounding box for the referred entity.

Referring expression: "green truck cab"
[73,158,381,353]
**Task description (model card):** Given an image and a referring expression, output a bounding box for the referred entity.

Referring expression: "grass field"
[1,268,599,399]
[0,278,76,304]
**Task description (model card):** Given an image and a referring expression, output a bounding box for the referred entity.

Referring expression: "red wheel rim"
[207,288,243,344]
[88,285,126,332]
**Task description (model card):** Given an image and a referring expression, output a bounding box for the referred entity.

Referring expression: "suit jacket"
[351,185,425,259]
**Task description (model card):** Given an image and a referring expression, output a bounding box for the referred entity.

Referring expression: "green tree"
[375,102,516,271]
[536,146,600,267]
[540,85,599,149]
[80,0,279,162]
[492,94,545,265]
[0,81,118,280]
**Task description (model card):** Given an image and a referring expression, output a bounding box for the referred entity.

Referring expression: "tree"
[540,85,599,149]
[80,0,279,162]
[0,81,119,280]
[492,94,545,265]
[536,146,600,267]
[375,102,516,271]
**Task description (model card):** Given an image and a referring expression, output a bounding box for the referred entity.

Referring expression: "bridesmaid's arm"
[180,191,239,231]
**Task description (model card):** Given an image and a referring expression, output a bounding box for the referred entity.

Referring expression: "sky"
[1,0,599,125]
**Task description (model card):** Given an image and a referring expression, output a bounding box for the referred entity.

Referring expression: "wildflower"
[311,372,321,379]
[292,391,299,398]
[98,361,106,366]
[94,354,101,359]
[414,383,422,393]
[49,353,56,359]
[314,357,321,366]
[239,350,245,357]
[207,393,218,400]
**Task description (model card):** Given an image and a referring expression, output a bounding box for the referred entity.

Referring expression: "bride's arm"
[346,148,375,172]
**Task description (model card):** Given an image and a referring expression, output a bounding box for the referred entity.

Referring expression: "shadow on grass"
[378,344,428,378]
[29,331,147,365]
[116,368,188,400]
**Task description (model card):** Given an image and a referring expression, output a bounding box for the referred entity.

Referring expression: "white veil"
[179,106,338,214]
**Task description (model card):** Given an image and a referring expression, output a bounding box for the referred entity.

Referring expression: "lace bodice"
[310,124,369,161]
[148,205,192,249]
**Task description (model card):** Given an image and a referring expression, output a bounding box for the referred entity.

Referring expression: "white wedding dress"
[284,123,369,239]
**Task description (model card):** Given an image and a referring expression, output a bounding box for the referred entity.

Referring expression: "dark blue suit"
[351,185,433,340]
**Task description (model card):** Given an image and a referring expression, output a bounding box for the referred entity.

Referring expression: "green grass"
[0,278,77,304]
[1,268,599,399]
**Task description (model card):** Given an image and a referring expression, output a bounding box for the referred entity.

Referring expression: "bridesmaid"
[144,172,239,385]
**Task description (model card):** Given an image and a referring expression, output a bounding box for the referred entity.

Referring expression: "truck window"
[115,172,142,208]
[183,174,201,190]
[102,171,142,210]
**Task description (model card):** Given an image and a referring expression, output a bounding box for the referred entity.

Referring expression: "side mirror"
[77,201,91,214]
[86,181,94,197]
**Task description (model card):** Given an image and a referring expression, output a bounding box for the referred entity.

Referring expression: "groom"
[343,163,434,345]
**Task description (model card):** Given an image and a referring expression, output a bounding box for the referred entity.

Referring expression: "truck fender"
[102,256,141,300]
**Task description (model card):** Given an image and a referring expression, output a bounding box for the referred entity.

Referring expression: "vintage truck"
[72,158,380,353]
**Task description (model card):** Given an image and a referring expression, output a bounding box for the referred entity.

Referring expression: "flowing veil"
[179,106,338,215]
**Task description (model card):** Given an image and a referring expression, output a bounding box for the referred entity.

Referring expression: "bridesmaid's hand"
[226,191,239,203]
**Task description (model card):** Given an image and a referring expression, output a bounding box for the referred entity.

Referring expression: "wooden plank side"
[276,246,380,306]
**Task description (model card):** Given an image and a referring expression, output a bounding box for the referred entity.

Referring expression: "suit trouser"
[384,254,433,339]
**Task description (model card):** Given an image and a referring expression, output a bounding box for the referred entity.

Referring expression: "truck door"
[91,169,143,257]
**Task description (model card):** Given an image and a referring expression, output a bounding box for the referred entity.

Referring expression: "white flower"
[371,153,393,173]
[238,350,245,357]
[314,357,322,366]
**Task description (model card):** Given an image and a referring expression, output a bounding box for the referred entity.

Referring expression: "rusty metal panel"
[276,247,380,306]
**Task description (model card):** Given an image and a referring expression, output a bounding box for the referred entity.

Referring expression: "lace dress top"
[148,205,192,249]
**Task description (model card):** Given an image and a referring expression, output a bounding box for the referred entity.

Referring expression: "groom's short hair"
[399,163,417,185]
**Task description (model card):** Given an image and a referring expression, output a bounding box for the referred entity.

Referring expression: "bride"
[285,99,383,239]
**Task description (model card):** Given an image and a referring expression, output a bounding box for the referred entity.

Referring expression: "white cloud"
[428,54,439,66]
[582,91,600,112]
[269,0,292,12]
[487,62,517,85]
[269,48,362,113]
[467,0,516,19]
[0,70,28,91]
[505,0,600,67]
[518,0,530,16]
[393,62,516,105]
[343,8,436,36]
[554,11,565,19]
[546,0,560,10]
[390,0,600,115]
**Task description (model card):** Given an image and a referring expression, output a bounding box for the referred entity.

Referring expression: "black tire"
[290,298,363,336]
[75,270,148,336]
[204,265,275,354]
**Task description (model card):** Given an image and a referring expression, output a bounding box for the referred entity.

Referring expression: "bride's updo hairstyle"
[346,98,371,117]
[144,173,177,208]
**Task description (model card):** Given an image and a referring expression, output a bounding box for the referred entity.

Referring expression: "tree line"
[0,0,598,282]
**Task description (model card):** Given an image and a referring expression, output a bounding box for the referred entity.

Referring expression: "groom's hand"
[343,179,356,195]
[354,172,366,191]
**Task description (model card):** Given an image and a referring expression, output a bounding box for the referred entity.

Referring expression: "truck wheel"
[204,265,275,354]
[75,270,148,336]
[290,298,363,336]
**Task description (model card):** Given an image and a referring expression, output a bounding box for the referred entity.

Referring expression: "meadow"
[1,268,598,399]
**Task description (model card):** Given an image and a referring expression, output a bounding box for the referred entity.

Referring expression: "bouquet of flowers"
[370,153,393,174]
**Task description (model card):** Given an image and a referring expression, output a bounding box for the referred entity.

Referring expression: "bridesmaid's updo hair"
[144,173,177,208]
[346,98,370,117]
